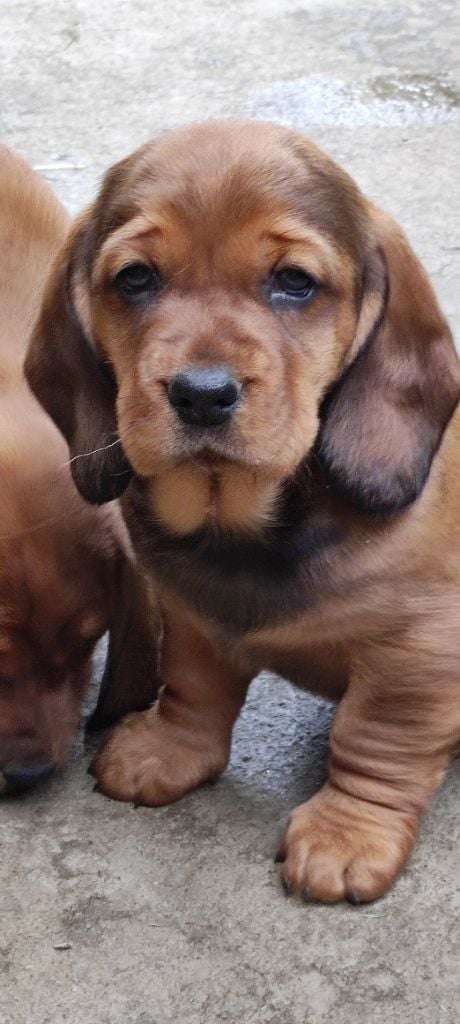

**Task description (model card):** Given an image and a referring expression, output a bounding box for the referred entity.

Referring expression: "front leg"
[87,554,162,731]
[91,605,249,805]
[279,636,460,903]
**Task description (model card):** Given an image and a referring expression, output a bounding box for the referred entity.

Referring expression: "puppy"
[0,145,159,793]
[26,121,460,903]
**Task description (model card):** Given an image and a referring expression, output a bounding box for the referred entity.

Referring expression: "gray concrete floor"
[1,1,460,1021]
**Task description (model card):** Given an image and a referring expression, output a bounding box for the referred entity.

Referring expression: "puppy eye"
[271,266,317,303]
[114,262,162,301]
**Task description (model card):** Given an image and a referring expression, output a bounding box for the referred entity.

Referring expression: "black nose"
[2,758,56,793]
[167,367,241,427]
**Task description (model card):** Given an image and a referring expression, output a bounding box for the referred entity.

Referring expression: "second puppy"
[0,146,159,793]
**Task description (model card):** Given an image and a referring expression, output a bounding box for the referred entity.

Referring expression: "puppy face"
[26,121,459,533]
[87,123,367,532]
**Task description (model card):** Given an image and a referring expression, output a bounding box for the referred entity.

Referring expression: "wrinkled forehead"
[92,122,369,264]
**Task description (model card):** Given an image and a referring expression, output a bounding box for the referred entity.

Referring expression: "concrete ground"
[1,1,460,1021]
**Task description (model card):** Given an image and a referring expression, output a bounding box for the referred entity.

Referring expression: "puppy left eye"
[114,262,162,301]
[271,267,317,304]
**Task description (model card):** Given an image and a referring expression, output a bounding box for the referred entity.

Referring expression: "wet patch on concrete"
[370,73,459,109]
[248,72,460,127]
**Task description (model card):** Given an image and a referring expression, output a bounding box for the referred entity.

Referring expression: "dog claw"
[348,890,362,906]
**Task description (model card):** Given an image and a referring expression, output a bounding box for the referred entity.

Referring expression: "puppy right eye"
[114,262,162,301]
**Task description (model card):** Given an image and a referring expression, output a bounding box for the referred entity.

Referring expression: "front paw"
[90,706,229,806]
[277,784,417,904]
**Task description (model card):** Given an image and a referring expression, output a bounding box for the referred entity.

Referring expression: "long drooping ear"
[87,551,162,732]
[318,207,460,515]
[24,214,133,505]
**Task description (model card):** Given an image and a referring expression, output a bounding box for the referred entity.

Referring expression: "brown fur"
[0,146,160,788]
[25,121,460,903]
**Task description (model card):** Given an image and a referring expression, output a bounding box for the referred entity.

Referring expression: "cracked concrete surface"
[1,1,460,1021]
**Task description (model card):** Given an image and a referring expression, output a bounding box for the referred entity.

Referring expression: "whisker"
[63,437,122,468]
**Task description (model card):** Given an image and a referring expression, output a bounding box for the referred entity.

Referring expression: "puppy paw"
[90,706,229,806]
[277,784,417,904]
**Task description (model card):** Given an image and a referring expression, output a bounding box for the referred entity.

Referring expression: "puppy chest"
[133,526,343,636]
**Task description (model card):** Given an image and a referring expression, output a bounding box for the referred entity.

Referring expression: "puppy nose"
[2,758,56,793]
[167,367,241,426]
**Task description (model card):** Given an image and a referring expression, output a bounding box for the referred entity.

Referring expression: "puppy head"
[0,411,112,792]
[26,120,460,532]
[0,487,158,794]
[0,552,108,795]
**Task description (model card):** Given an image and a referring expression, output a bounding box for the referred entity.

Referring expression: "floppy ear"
[318,208,460,515]
[87,552,162,732]
[24,214,132,505]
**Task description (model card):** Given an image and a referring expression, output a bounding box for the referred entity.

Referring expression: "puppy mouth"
[173,427,245,468]
[189,447,234,471]
[149,442,282,536]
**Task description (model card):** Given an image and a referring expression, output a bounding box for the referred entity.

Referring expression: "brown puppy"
[26,121,460,903]
[0,145,159,793]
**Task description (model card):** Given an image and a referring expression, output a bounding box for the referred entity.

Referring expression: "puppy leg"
[91,610,249,805]
[279,635,460,903]
[87,556,161,731]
